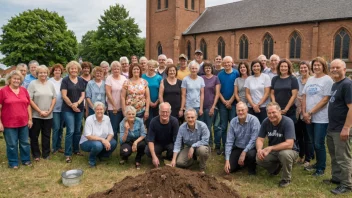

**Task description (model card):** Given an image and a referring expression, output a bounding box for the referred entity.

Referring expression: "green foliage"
[79,4,145,65]
[0,9,78,66]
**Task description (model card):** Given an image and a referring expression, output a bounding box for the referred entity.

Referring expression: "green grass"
[0,132,349,198]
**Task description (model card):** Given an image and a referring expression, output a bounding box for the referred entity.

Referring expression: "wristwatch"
[308,111,313,116]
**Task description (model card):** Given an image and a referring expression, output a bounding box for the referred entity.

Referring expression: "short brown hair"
[165,64,178,76]
[49,64,64,77]
[202,61,213,74]
[81,61,93,73]
[238,61,250,77]
[128,63,142,78]
[277,59,294,76]
[311,57,329,75]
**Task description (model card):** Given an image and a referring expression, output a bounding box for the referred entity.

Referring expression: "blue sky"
[0,0,237,60]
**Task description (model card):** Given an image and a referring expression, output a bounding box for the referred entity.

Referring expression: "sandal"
[135,162,141,170]
[34,158,40,162]
[74,152,84,156]
[66,157,72,163]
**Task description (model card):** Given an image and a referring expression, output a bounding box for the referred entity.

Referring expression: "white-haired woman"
[120,56,130,78]
[119,106,146,169]
[28,65,57,161]
[106,61,127,140]
[100,61,110,79]
[139,56,148,74]
[80,102,117,167]
[61,61,86,163]
[86,66,106,117]
[0,70,32,168]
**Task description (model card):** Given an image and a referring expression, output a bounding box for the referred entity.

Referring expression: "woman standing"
[120,57,130,78]
[234,62,250,104]
[302,57,333,176]
[244,60,271,123]
[49,64,65,154]
[270,59,299,122]
[105,61,127,140]
[159,64,182,119]
[0,71,32,168]
[142,60,162,128]
[61,61,86,163]
[86,66,106,117]
[80,62,92,84]
[28,65,57,161]
[121,63,150,120]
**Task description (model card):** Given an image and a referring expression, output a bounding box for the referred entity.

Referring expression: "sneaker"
[89,164,96,168]
[119,160,125,165]
[279,180,291,188]
[216,148,222,155]
[304,164,316,172]
[270,164,282,176]
[23,161,32,166]
[303,161,310,168]
[312,170,324,176]
[331,185,352,195]
[323,179,340,185]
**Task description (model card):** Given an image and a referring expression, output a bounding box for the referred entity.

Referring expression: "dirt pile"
[88,166,240,198]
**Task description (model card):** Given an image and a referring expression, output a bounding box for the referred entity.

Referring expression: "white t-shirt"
[244,73,271,107]
[79,115,114,144]
[302,75,333,123]
[49,77,63,112]
[105,74,127,110]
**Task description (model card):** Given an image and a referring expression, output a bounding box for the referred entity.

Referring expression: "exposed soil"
[88,166,240,198]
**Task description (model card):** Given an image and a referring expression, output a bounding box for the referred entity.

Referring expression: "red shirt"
[0,85,30,128]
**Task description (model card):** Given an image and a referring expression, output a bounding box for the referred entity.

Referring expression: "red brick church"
[145,0,352,69]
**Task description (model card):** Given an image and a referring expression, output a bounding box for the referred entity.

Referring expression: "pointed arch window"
[185,0,188,9]
[200,39,207,60]
[263,33,274,58]
[239,35,249,59]
[157,0,161,10]
[165,0,168,8]
[218,37,225,58]
[157,42,163,56]
[334,28,350,59]
[191,0,195,10]
[289,31,302,59]
[187,41,191,60]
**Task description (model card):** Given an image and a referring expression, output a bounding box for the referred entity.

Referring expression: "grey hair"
[266,102,281,111]
[100,61,110,67]
[257,54,267,61]
[331,59,346,68]
[166,58,174,64]
[223,56,233,63]
[159,102,172,112]
[16,63,27,69]
[139,56,148,63]
[236,101,248,109]
[158,54,167,60]
[184,108,198,118]
[35,65,49,76]
[93,101,105,110]
[188,60,200,70]
[120,56,129,64]
[5,70,24,85]
[270,54,280,61]
[110,61,121,69]
[28,60,39,67]
[124,105,137,115]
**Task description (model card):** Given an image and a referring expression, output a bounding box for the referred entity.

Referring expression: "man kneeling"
[224,102,260,175]
[145,102,179,168]
[80,102,117,167]
[171,108,210,173]
[256,102,299,187]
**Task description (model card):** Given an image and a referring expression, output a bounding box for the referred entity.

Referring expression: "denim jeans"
[63,111,83,156]
[4,126,31,167]
[52,112,64,152]
[199,108,216,147]
[212,108,221,148]
[216,102,236,149]
[108,110,123,141]
[80,139,117,166]
[306,123,328,171]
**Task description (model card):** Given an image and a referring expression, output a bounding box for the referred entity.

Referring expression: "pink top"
[0,86,30,128]
[105,74,127,110]
[123,79,148,114]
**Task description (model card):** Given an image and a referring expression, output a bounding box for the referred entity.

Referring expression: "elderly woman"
[80,62,92,84]
[130,55,138,64]
[302,57,333,176]
[86,66,106,117]
[244,60,271,123]
[139,56,148,74]
[100,61,110,78]
[80,102,117,167]
[61,61,86,163]
[119,106,147,169]
[270,59,299,122]
[121,63,150,120]
[180,61,205,117]
[120,56,130,78]
[234,62,250,104]
[28,65,56,161]
[106,61,127,140]
[0,70,32,168]
[159,64,182,119]
[49,64,65,154]
[142,60,162,128]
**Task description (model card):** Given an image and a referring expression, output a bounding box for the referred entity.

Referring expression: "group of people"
[0,49,351,195]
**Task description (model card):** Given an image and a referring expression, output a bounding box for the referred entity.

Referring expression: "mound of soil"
[89,166,240,198]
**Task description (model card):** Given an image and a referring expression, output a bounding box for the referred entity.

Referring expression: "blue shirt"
[218,69,239,101]
[119,117,146,144]
[23,74,37,89]
[173,120,209,153]
[142,74,162,102]
[225,114,260,160]
[85,80,106,106]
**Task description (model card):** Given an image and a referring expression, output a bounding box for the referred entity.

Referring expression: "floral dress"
[123,79,148,115]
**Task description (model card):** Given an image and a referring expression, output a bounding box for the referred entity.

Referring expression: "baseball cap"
[179,54,188,60]
[194,49,203,54]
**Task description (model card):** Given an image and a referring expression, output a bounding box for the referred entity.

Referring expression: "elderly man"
[256,102,299,187]
[157,54,167,77]
[194,49,205,76]
[171,108,210,173]
[216,56,239,155]
[145,102,179,168]
[16,63,28,78]
[325,59,352,195]
[177,54,190,80]
[23,60,38,89]
[268,54,280,79]
[224,102,260,175]
[258,55,270,74]
[166,58,174,65]
[139,56,148,74]
[100,61,110,78]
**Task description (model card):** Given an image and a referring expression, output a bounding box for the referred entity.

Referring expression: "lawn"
[0,132,348,198]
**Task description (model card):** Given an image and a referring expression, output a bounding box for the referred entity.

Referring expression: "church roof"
[183,0,352,35]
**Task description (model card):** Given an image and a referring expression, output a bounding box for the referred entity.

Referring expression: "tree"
[79,4,144,65]
[0,9,78,66]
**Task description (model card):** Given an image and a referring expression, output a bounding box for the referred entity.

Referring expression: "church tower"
[146,0,205,61]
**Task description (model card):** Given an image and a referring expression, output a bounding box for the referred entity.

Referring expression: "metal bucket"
[61,169,84,187]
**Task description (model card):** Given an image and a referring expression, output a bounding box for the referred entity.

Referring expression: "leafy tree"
[79,4,144,65]
[0,9,78,66]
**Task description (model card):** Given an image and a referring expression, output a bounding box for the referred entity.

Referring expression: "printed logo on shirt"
[329,90,337,103]
[306,84,322,95]
[267,130,283,138]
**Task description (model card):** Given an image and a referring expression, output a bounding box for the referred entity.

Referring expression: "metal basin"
[61,169,84,187]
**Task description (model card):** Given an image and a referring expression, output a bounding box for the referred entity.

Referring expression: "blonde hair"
[35,65,50,76]
[5,70,24,85]
[66,61,82,74]
[124,106,137,115]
